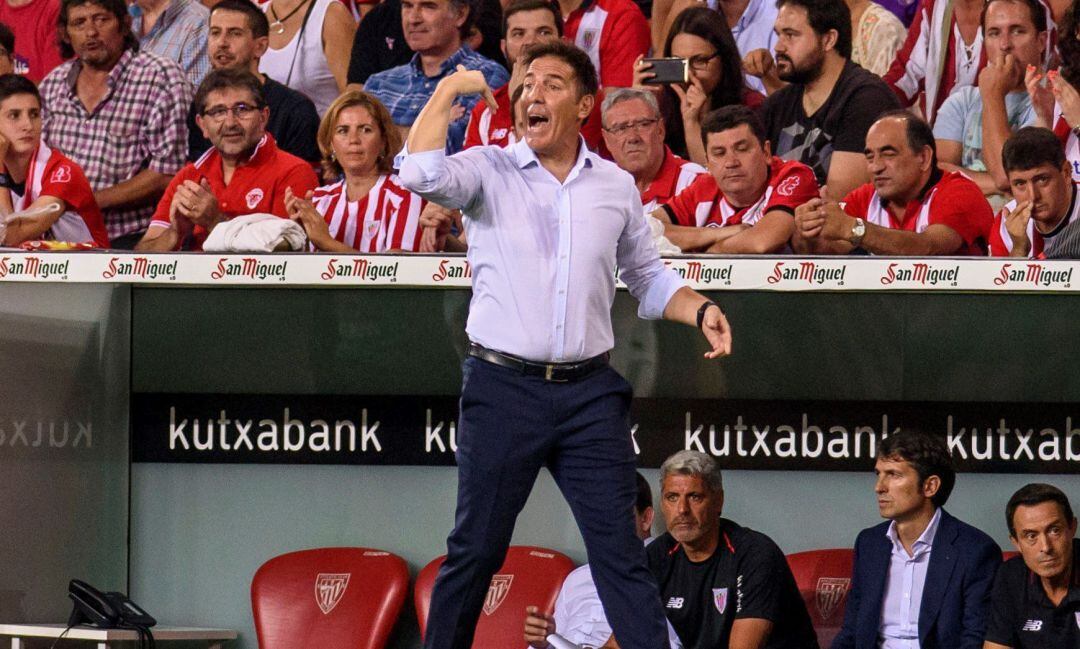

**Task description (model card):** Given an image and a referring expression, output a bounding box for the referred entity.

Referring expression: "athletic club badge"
[245,188,264,210]
[483,574,513,615]
[314,573,350,614]
[581,29,599,51]
[713,588,728,614]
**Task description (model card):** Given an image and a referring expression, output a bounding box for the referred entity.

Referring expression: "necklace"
[269,0,310,35]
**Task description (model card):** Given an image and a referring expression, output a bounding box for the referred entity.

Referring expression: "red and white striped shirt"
[564,0,649,88]
[11,141,109,247]
[310,175,426,252]
[1053,106,1080,183]
[464,84,515,150]
[989,184,1080,257]
[661,157,819,227]
[640,148,706,214]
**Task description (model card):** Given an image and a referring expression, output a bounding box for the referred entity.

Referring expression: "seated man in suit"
[832,431,1001,649]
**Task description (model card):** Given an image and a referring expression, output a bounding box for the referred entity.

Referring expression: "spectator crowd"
[1,0,1079,258]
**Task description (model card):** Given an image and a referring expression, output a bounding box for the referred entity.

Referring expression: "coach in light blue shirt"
[832,431,1000,649]
[398,40,731,649]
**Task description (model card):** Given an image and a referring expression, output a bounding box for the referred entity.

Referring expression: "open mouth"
[527,114,550,129]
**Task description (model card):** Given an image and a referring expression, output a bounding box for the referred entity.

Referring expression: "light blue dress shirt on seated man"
[880,507,943,648]
[397,137,686,363]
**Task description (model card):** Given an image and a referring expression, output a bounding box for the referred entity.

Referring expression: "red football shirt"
[989,184,1080,258]
[309,174,426,251]
[640,148,705,213]
[11,142,109,247]
[662,157,819,227]
[842,170,992,255]
[149,133,319,250]
[564,0,649,88]
[0,0,64,83]
[464,84,514,150]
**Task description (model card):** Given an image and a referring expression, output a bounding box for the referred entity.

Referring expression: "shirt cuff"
[638,266,685,320]
[395,145,447,192]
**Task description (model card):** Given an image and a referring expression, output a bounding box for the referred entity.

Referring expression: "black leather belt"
[467,343,609,382]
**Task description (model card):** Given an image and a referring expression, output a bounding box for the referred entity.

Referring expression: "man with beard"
[188,0,320,163]
[761,0,899,201]
[136,68,318,251]
[793,111,993,255]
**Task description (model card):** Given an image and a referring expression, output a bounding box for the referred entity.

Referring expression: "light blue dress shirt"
[879,507,943,648]
[398,138,685,363]
[709,0,778,94]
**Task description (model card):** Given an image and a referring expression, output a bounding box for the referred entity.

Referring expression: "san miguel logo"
[210,257,288,281]
[431,258,471,282]
[815,577,850,621]
[319,258,399,282]
[482,574,513,616]
[102,256,178,280]
[0,256,69,280]
[314,573,350,615]
[766,261,846,286]
[993,262,1073,288]
[667,260,734,285]
[879,262,959,286]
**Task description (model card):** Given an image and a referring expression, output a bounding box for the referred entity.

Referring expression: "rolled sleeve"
[397,145,488,212]
[617,178,686,319]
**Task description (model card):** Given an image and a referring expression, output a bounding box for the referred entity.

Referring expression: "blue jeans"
[422,356,668,649]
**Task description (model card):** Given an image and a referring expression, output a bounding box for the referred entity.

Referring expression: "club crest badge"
[776,174,801,197]
[245,188,264,210]
[315,573,350,614]
[386,36,395,50]
[483,574,513,615]
[816,577,851,621]
[713,588,728,614]
[581,29,599,51]
[50,165,71,184]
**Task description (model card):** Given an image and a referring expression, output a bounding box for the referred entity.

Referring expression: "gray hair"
[600,87,661,126]
[660,450,723,493]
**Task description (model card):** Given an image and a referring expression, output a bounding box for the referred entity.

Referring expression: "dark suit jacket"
[831,509,1000,649]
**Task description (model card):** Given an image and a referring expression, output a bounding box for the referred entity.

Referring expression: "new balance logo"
[1022,620,1043,632]
[666,597,685,609]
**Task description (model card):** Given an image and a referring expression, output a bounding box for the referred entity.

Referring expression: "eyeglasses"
[688,52,720,71]
[202,102,263,121]
[603,117,661,137]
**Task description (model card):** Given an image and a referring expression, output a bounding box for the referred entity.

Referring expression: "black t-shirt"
[762,60,900,187]
[188,76,321,164]
[985,539,1080,648]
[645,518,819,649]
[347,0,411,86]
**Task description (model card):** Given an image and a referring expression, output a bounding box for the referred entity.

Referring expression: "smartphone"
[641,57,689,85]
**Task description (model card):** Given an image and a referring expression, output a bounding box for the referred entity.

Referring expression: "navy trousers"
[422,356,669,649]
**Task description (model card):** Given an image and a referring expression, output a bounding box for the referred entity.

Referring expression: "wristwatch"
[849,217,866,247]
[697,301,721,329]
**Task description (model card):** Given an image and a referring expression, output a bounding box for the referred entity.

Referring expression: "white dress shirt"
[879,508,942,648]
[399,138,685,362]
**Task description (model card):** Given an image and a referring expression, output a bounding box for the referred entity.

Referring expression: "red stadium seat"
[415,546,575,646]
[786,549,855,649]
[251,547,409,649]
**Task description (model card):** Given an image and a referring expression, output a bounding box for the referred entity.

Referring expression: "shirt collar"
[199,132,275,170]
[878,168,944,210]
[886,507,943,556]
[132,0,190,34]
[64,48,136,94]
[510,135,595,175]
[409,45,475,78]
[733,0,765,32]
